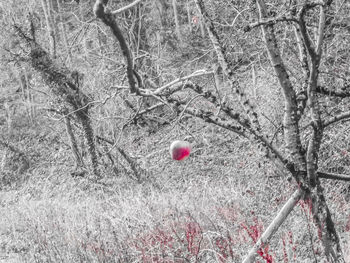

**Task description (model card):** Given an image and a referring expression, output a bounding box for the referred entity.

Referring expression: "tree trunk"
[64,114,84,169]
[172,0,183,46]
[40,0,57,58]
[56,0,72,63]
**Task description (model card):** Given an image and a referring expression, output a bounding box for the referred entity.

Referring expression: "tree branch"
[242,188,303,263]
[152,69,213,95]
[187,82,288,165]
[324,111,350,127]
[318,171,350,181]
[293,25,309,118]
[297,4,317,59]
[315,4,326,55]
[316,85,350,98]
[111,0,143,15]
[177,104,249,138]
[194,0,262,133]
[94,0,139,94]
[246,16,297,31]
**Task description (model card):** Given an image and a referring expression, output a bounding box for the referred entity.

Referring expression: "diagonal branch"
[242,188,303,263]
[194,0,261,133]
[173,102,249,138]
[187,83,288,165]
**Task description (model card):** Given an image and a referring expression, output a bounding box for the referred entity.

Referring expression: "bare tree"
[14,22,100,178]
[92,0,349,261]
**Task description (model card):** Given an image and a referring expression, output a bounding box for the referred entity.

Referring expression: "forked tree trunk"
[255,0,344,261]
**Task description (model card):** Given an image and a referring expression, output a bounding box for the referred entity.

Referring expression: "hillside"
[1,0,350,262]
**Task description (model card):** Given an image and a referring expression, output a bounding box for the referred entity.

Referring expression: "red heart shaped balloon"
[169,140,191,161]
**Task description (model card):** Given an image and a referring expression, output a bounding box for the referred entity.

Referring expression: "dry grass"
[1,148,349,263]
[1,81,349,262]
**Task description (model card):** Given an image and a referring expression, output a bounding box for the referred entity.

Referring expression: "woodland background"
[0,0,350,262]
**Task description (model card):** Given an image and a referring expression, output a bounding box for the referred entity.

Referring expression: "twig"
[176,94,204,124]
[152,70,213,95]
[246,16,297,31]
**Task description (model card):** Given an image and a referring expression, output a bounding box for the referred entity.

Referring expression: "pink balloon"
[169,140,191,161]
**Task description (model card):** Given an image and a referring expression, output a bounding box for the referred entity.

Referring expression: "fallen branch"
[242,188,303,263]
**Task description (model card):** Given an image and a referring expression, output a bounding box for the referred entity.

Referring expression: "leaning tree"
[93,0,349,261]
